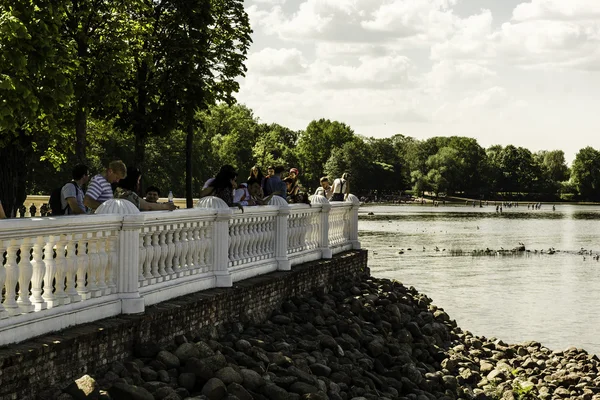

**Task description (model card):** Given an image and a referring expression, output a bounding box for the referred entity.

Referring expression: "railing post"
[269,196,291,271]
[96,199,145,314]
[119,214,146,314]
[310,195,332,259]
[197,196,233,287]
[347,194,361,250]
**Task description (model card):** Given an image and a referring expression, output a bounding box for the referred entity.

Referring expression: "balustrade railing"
[0,194,360,346]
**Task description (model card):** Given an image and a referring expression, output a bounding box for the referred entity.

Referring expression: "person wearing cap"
[287,168,300,198]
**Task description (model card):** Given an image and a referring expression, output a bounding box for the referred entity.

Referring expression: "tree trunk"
[186,121,194,209]
[0,135,31,218]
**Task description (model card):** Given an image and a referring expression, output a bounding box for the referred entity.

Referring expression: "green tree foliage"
[252,123,300,170]
[296,119,355,187]
[323,138,373,193]
[571,147,600,201]
[0,0,73,216]
[62,0,145,163]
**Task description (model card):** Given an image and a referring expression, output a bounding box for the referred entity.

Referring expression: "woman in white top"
[331,173,350,201]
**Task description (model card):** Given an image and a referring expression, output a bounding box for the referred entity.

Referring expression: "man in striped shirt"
[84,160,127,212]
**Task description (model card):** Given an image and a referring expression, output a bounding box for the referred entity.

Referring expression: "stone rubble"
[54,271,600,400]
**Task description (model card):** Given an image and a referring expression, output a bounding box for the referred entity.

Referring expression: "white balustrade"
[0,194,359,346]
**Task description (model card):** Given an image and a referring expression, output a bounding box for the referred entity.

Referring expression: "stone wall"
[0,250,367,400]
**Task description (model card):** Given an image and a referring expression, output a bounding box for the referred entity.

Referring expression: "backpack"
[49,182,78,216]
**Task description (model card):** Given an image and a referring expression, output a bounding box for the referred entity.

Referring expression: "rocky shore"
[54,270,600,400]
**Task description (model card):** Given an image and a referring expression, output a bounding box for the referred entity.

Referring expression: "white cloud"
[512,0,600,22]
[246,47,307,76]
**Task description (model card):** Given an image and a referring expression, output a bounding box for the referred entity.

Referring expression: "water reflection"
[359,204,600,356]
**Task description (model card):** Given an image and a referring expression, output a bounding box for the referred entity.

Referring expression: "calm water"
[358,204,600,356]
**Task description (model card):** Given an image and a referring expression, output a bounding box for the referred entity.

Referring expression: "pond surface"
[358,204,600,356]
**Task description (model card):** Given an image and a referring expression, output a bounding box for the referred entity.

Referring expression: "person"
[202,165,236,191]
[61,164,89,215]
[262,165,275,196]
[84,160,127,212]
[145,186,161,203]
[314,177,333,199]
[287,168,300,198]
[265,166,287,199]
[114,168,176,211]
[331,173,350,201]
[205,166,244,211]
[0,199,6,219]
[248,166,265,187]
[234,182,253,206]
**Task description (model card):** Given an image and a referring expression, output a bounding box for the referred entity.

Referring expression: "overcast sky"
[236,0,600,164]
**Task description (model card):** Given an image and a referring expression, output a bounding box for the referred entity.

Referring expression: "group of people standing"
[199,165,351,210]
[0,162,351,219]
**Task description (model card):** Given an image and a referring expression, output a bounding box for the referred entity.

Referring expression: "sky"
[236,0,600,164]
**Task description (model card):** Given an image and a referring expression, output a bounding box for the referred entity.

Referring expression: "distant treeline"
[26,103,600,202]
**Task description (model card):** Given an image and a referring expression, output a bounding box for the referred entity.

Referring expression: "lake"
[358,203,600,356]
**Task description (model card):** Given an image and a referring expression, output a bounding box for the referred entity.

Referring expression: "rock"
[289,382,319,395]
[174,342,200,363]
[64,375,99,400]
[262,383,290,400]
[157,351,180,369]
[227,383,252,400]
[239,368,264,391]
[178,372,196,391]
[272,315,292,324]
[108,382,155,400]
[184,357,214,380]
[309,363,332,377]
[214,367,243,385]
[201,378,227,400]
[154,386,178,400]
[140,367,158,382]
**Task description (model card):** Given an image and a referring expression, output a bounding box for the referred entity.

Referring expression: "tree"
[253,123,300,170]
[296,119,355,187]
[0,1,73,216]
[62,0,145,163]
[571,147,600,201]
[323,138,373,194]
[116,0,252,207]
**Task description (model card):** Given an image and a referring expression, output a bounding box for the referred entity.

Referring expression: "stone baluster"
[143,232,154,281]
[87,233,100,297]
[65,235,81,302]
[95,231,108,296]
[106,233,118,294]
[185,223,194,273]
[180,223,191,275]
[197,224,207,269]
[249,217,258,258]
[151,230,160,280]
[29,236,47,311]
[268,196,291,271]
[138,230,147,285]
[229,222,238,263]
[3,239,20,316]
[174,224,184,277]
[310,196,332,259]
[118,214,145,313]
[158,231,168,279]
[54,235,69,304]
[76,234,91,300]
[165,228,175,276]
[16,237,34,313]
[42,236,58,308]
[191,223,201,272]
